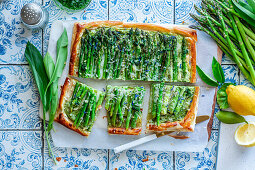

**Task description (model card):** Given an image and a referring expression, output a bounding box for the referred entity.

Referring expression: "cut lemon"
[235,122,255,147]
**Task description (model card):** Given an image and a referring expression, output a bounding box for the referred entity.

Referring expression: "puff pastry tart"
[69,21,197,83]
[55,77,105,136]
[105,85,145,135]
[146,84,200,132]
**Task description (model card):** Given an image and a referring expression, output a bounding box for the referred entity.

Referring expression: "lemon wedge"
[235,122,255,147]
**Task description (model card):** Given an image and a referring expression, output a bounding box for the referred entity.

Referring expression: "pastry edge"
[146,86,200,132]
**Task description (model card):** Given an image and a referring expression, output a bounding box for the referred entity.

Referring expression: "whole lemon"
[226,85,255,116]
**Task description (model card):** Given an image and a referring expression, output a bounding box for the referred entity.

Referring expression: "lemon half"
[235,122,255,147]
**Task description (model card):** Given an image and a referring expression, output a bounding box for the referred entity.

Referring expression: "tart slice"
[55,77,105,136]
[146,83,200,132]
[105,85,146,135]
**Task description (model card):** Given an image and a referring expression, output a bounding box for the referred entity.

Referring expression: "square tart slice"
[105,85,146,135]
[55,77,105,136]
[146,84,200,132]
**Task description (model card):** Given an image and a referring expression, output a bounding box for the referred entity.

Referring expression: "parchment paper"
[40,20,218,152]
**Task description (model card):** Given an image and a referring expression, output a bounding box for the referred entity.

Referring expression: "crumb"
[103,116,107,119]
[64,159,67,162]
[74,164,78,167]
[56,157,61,162]
[142,156,149,162]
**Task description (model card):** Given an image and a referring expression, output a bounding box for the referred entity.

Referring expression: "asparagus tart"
[147,84,200,132]
[70,21,197,82]
[55,77,105,136]
[105,85,145,135]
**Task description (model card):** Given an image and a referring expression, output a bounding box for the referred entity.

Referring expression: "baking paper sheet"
[40,20,218,152]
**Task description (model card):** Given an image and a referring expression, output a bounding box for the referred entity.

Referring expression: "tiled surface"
[0,66,41,129]
[109,0,174,23]
[0,131,42,169]
[0,0,247,169]
[0,0,42,64]
[175,130,218,170]
[175,0,200,24]
[42,0,108,54]
[109,150,173,170]
[44,134,108,169]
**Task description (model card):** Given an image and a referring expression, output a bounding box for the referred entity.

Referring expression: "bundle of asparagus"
[190,0,255,85]
[55,77,105,136]
[105,85,145,135]
[77,27,193,82]
[147,84,200,132]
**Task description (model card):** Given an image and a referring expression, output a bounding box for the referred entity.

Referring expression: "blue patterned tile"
[0,131,42,169]
[109,0,174,23]
[44,134,108,169]
[0,66,41,129]
[109,149,173,170]
[240,71,255,89]
[42,0,108,54]
[222,65,239,85]
[175,0,200,24]
[222,53,235,65]
[175,130,218,170]
[0,0,42,64]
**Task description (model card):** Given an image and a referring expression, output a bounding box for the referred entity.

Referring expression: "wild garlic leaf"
[197,65,219,87]
[43,52,55,79]
[212,57,225,83]
[24,41,50,111]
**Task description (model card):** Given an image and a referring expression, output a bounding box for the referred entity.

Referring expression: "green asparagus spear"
[151,84,159,118]
[70,82,80,102]
[96,93,105,111]
[74,91,90,126]
[112,88,122,126]
[152,33,160,80]
[103,34,108,79]
[116,40,126,78]
[71,85,85,107]
[113,44,121,79]
[168,87,181,114]
[143,33,151,80]
[173,87,187,116]
[134,28,141,79]
[85,32,92,78]
[125,93,133,130]
[178,87,195,119]
[172,37,178,82]
[161,85,172,115]
[156,82,164,126]
[130,87,145,128]
[128,28,134,80]
[84,93,96,127]
[105,86,113,110]
[181,37,188,81]
[96,28,105,78]
[118,93,126,124]
[75,86,88,106]
[78,37,85,77]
